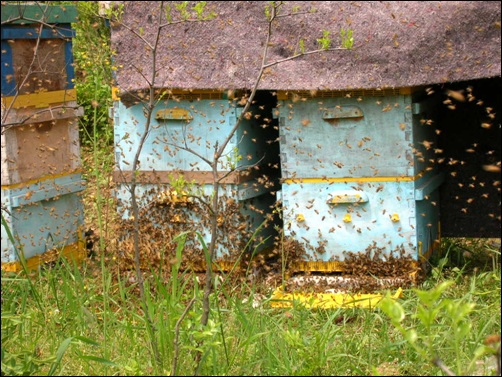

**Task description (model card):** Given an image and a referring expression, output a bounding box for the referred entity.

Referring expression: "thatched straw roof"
[111,1,501,95]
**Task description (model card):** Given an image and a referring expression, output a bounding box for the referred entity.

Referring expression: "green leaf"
[414,280,454,306]
[317,30,331,50]
[79,355,119,367]
[404,329,418,344]
[340,28,354,49]
[192,2,207,18]
[379,296,405,323]
[299,39,305,54]
[196,231,211,267]
[48,337,73,376]
[72,335,100,346]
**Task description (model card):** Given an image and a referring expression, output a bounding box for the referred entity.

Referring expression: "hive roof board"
[111,1,501,97]
[1,3,78,24]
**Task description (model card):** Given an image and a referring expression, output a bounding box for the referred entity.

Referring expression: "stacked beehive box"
[112,91,281,268]
[274,89,443,271]
[1,4,85,271]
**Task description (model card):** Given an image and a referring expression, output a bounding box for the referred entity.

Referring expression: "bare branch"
[1,22,45,125]
[172,296,196,376]
[1,104,82,128]
[163,142,213,167]
[274,11,316,19]
[263,47,348,69]
[217,155,266,184]
[108,16,155,51]
[159,17,212,29]
[432,357,456,376]
[129,66,154,89]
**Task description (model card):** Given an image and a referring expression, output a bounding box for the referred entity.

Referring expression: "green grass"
[1,246,500,376]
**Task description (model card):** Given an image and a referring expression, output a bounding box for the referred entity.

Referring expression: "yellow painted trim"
[112,87,120,101]
[1,239,86,273]
[1,170,83,190]
[270,287,403,309]
[283,175,416,184]
[155,108,193,121]
[2,89,77,109]
[291,261,346,273]
[283,168,431,185]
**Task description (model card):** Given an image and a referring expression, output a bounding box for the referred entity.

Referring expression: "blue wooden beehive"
[1,4,85,270]
[1,175,85,266]
[112,91,280,265]
[274,89,443,271]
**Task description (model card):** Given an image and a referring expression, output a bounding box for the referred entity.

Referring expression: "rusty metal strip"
[112,87,226,102]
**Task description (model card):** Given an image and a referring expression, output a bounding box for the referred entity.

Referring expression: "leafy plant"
[72,1,114,148]
[317,30,331,50]
[340,27,354,49]
[380,278,500,375]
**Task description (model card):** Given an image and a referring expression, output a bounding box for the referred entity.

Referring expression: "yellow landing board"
[270,287,403,309]
[1,241,85,273]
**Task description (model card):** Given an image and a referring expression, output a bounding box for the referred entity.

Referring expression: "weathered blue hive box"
[1,4,85,270]
[113,91,280,262]
[1,174,86,266]
[274,89,443,271]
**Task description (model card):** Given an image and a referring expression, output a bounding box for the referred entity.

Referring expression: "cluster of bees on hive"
[109,185,270,278]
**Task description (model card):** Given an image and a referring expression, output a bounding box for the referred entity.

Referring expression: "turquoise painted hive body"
[274,90,443,267]
[112,92,280,265]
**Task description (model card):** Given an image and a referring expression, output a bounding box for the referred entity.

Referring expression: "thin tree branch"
[263,47,348,69]
[1,104,81,128]
[172,296,196,376]
[432,357,456,376]
[162,142,213,167]
[214,2,275,161]
[1,22,44,125]
[127,2,167,371]
[216,155,266,184]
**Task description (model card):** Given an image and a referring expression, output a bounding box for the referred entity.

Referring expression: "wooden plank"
[2,101,83,126]
[112,169,258,185]
[1,4,78,24]
[2,89,77,109]
[1,118,81,185]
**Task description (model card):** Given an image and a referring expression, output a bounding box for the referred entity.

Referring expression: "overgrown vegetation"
[1,241,500,375]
